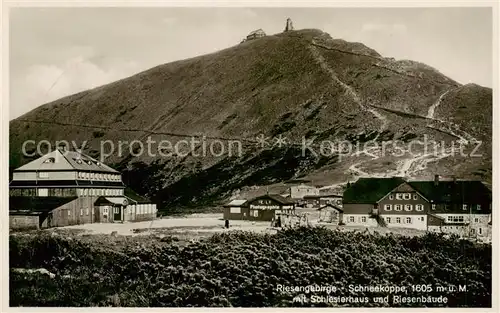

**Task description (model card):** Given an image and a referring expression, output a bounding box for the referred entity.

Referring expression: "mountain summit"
[10,29,491,211]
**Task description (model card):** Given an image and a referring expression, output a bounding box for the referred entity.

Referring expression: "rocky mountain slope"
[9,29,492,212]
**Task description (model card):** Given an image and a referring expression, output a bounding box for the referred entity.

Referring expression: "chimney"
[434,174,439,186]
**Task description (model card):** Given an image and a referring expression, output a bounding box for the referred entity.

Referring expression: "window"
[447,215,465,223]
[394,205,402,211]
[68,210,71,216]
[86,208,89,216]
[80,209,83,216]
[349,216,355,223]
[396,217,401,224]
[413,194,418,200]
[361,216,367,223]
[384,204,392,211]
[114,207,119,214]
[103,208,109,215]
[43,157,55,163]
[38,188,48,197]
[471,228,476,234]
[474,218,479,223]
[230,207,241,214]
[91,173,95,179]
[477,204,482,211]
[431,204,436,210]
[404,204,412,211]
[462,204,467,211]
[415,204,424,211]
[405,217,412,224]
[419,217,425,222]
[389,194,394,200]
[478,228,482,235]
[404,193,411,200]
[38,172,49,178]
[251,210,259,217]
[386,217,391,224]
[396,193,402,200]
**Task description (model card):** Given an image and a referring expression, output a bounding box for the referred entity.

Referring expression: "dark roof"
[249,194,295,205]
[319,194,343,198]
[427,212,445,221]
[9,180,125,187]
[408,181,491,203]
[317,203,344,212]
[343,177,406,204]
[9,196,78,213]
[303,195,321,199]
[124,187,152,204]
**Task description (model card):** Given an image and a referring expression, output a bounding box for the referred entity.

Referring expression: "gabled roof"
[14,148,119,173]
[225,199,247,207]
[94,196,129,206]
[249,194,295,205]
[124,187,152,204]
[9,196,78,213]
[343,177,406,204]
[317,203,344,212]
[248,28,265,36]
[408,181,491,204]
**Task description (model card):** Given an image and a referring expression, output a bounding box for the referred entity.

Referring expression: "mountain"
[9,29,492,213]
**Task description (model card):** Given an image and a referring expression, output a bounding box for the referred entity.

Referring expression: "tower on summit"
[284,18,294,32]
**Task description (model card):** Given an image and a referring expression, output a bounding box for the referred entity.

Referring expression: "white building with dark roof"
[9,147,157,230]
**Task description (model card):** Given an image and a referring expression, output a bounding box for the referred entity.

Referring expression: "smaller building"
[223,194,295,221]
[290,184,319,204]
[246,29,266,41]
[223,199,248,220]
[317,204,343,224]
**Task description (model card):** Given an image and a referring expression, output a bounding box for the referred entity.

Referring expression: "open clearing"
[48,210,427,240]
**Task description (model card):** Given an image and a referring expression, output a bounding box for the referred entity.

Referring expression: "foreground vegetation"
[10,227,491,307]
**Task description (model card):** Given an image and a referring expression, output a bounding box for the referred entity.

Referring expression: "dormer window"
[43,158,55,163]
[76,159,83,164]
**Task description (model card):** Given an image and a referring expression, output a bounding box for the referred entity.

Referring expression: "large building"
[342,176,492,241]
[9,148,157,230]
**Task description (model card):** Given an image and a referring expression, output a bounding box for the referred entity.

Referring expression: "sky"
[9,7,493,120]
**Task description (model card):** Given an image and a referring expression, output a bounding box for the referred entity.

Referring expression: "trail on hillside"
[427,89,450,119]
[308,44,388,139]
[308,40,478,185]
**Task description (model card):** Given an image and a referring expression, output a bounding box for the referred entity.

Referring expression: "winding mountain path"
[308,44,388,139]
[308,39,480,186]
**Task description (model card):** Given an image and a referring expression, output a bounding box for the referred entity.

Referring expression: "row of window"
[77,189,123,196]
[347,216,424,224]
[59,208,90,217]
[389,193,418,200]
[384,204,424,212]
[77,172,121,181]
[57,205,155,218]
[386,216,424,224]
[431,204,482,211]
[36,171,121,181]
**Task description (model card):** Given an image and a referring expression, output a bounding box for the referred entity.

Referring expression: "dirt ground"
[55,209,427,240]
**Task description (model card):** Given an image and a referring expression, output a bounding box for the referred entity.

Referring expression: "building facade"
[223,194,295,221]
[9,148,157,230]
[342,176,492,241]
